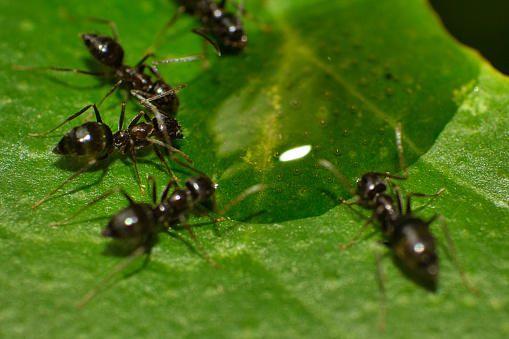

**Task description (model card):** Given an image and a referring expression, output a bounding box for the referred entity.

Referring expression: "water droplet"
[349,105,358,113]
[327,176,333,182]
[328,138,335,145]
[334,147,342,156]
[273,151,280,158]
[313,144,321,151]
[293,168,301,176]
[342,128,350,136]
[276,173,283,181]
[378,126,385,134]
[275,187,282,193]
[362,139,368,145]
[290,98,301,109]
[353,160,359,167]
[319,119,328,128]
[303,130,310,137]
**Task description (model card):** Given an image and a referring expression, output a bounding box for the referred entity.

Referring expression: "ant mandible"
[319,123,478,331]
[50,174,264,307]
[30,101,193,208]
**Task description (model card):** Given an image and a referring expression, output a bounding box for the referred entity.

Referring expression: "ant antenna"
[395,123,408,179]
[318,159,357,197]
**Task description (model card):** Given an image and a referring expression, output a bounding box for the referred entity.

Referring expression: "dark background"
[429,0,509,75]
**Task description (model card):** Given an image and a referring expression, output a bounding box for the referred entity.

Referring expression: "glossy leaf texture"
[0,0,508,338]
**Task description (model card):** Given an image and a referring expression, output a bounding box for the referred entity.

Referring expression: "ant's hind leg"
[374,241,387,332]
[405,188,445,214]
[29,104,100,137]
[76,244,149,308]
[430,215,479,295]
[31,158,100,209]
[338,211,378,250]
[49,186,134,226]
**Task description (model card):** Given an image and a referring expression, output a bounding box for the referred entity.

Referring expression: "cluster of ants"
[18,0,477,329]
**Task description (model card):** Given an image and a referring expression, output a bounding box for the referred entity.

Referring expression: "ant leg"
[11,65,109,77]
[98,79,123,107]
[338,211,378,250]
[135,54,153,68]
[178,218,218,268]
[29,104,99,137]
[405,188,445,214]
[145,175,158,206]
[135,85,187,108]
[148,139,193,164]
[161,180,179,201]
[152,144,180,182]
[318,159,357,197]
[76,244,149,308]
[217,184,266,217]
[190,28,222,56]
[430,215,480,295]
[129,142,146,195]
[144,6,186,55]
[31,158,101,209]
[192,183,265,224]
[57,9,120,42]
[151,55,205,67]
[83,17,119,42]
[374,241,387,332]
[49,186,134,226]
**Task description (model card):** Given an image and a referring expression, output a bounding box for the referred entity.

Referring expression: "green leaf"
[1,0,508,338]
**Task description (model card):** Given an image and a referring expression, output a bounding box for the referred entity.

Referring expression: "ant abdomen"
[102,203,156,239]
[81,33,124,69]
[389,216,438,284]
[52,122,113,157]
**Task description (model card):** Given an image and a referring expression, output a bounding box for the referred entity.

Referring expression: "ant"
[319,123,478,331]
[30,101,193,208]
[14,17,201,114]
[148,1,246,56]
[50,174,265,307]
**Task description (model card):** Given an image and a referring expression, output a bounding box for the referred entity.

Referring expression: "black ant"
[319,123,478,331]
[148,0,246,56]
[14,17,200,114]
[50,174,264,307]
[30,101,192,208]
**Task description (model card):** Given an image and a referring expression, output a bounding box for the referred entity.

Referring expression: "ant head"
[81,33,124,69]
[152,115,183,140]
[392,217,438,285]
[357,172,388,201]
[186,176,216,203]
[102,203,156,239]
